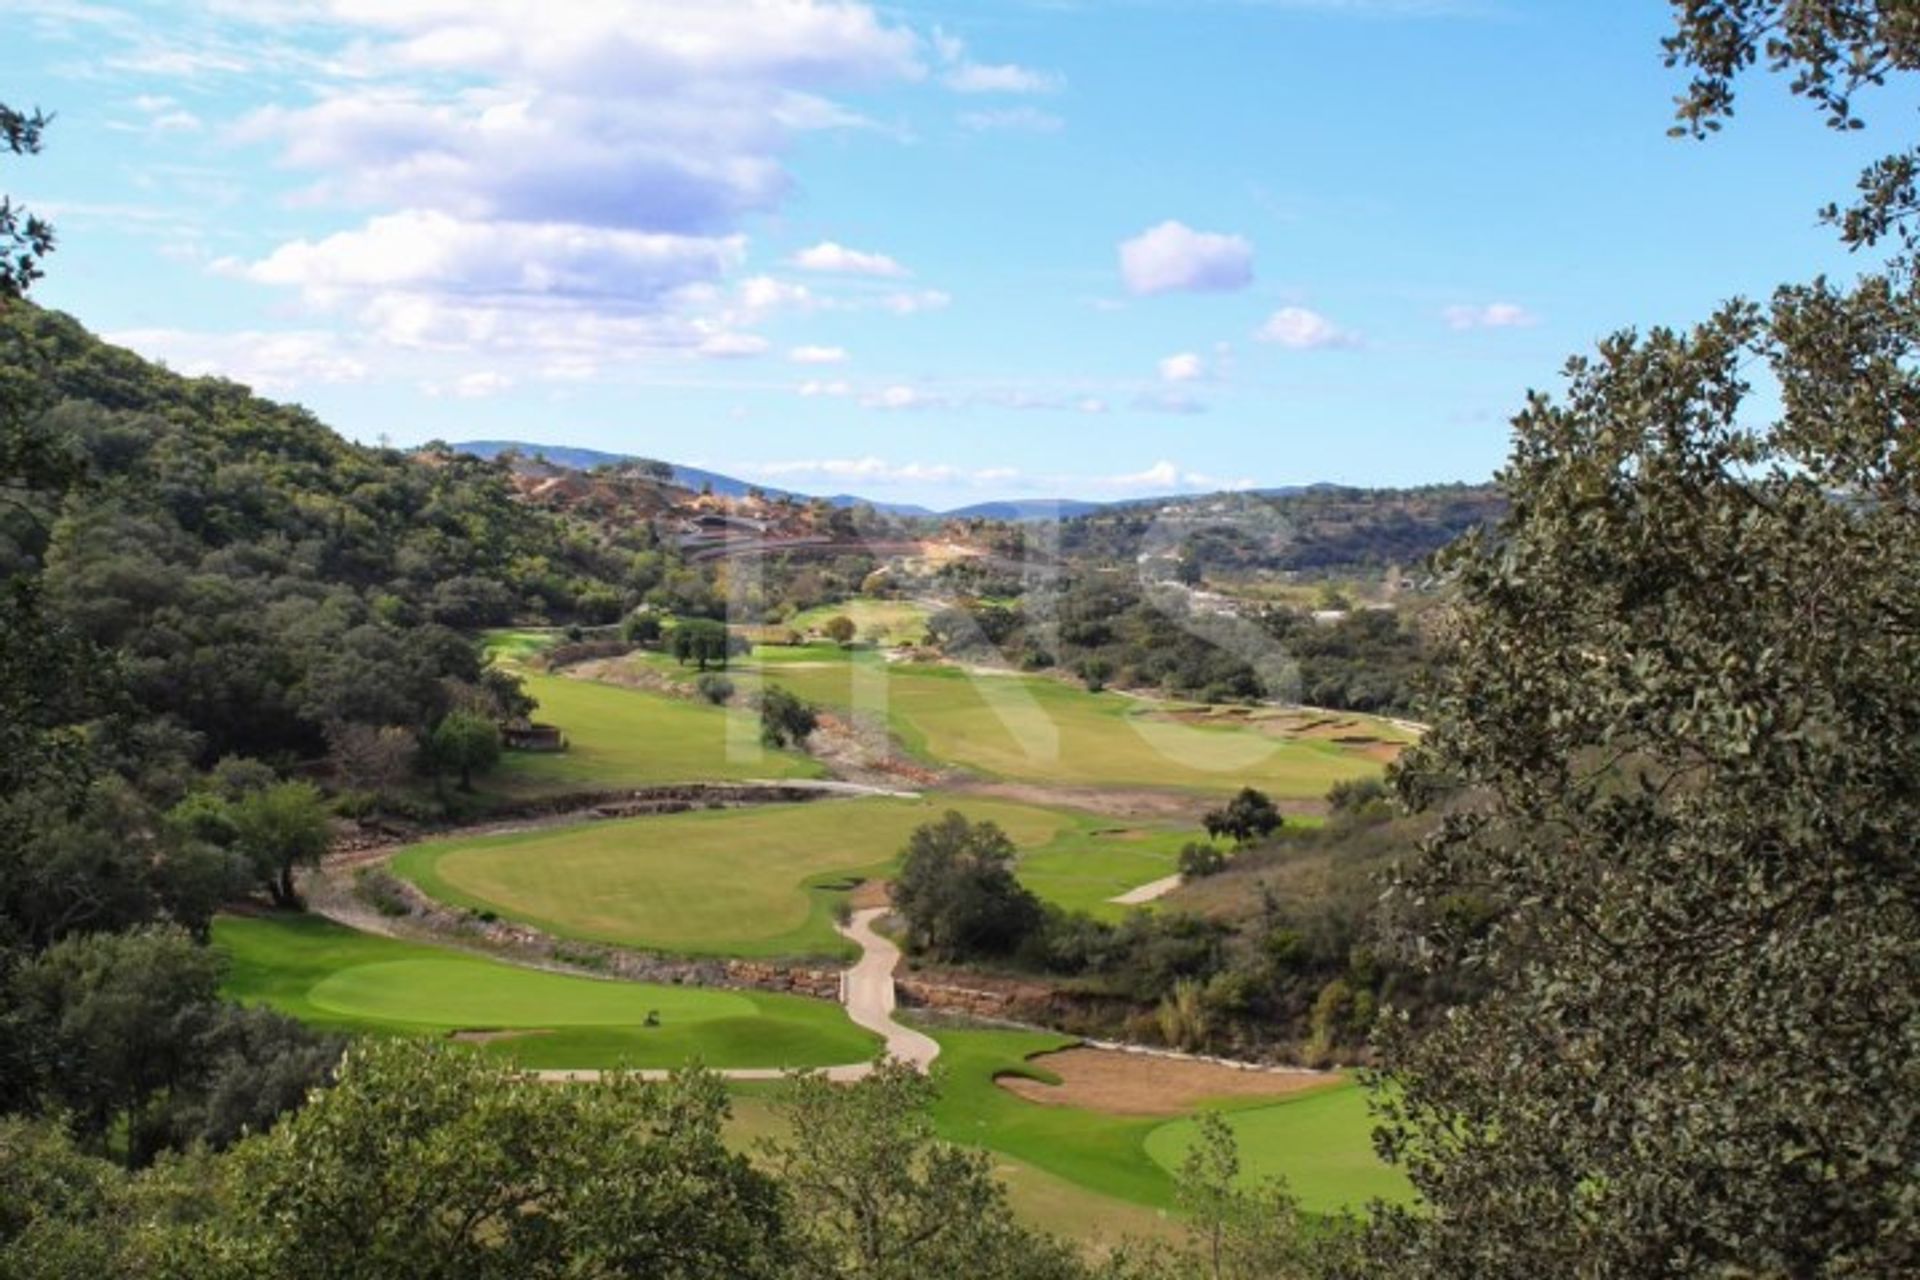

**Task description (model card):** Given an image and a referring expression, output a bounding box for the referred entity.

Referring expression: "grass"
[1143,1084,1415,1216]
[477,630,825,796]
[785,598,931,641]
[214,912,878,1071]
[923,1026,1405,1219]
[392,793,1204,958]
[632,644,1385,798]
[723,1093,1182,1247]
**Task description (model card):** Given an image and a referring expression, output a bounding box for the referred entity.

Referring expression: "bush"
[353,868,412,918]
[760,685,819,748]
[1177,841,1228,878]
[696,673,735,705]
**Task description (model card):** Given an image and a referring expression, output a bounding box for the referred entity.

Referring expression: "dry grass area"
[996,1047,1332,1117]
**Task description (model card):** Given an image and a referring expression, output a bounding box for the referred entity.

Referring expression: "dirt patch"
[996,1047,1331,1117]
[848,879,892,911]
[449,1028,554,1044]
[949,780,1211,821]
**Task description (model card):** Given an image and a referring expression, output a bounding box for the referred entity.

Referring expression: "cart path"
[533,907,935,1085]
[1109,873,1183,906]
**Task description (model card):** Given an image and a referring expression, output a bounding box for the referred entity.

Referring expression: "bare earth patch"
[448,1028,553,1044]
[997,1047,1332,1116]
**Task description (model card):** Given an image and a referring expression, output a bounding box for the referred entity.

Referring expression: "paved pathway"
[534,907,935,1084]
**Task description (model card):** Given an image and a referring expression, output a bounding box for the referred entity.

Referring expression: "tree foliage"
[1,102,54,299]
[1358,286,1920,1276]
[891,812,1044,962]
[1202,788,1282,847]
[758,684,819,749]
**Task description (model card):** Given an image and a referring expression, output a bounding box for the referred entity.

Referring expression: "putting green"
[213,913,877,1071]
[1143,1082,1415,1215]
[634,646,1387,797]
[926,1027,1406,1218]
[786,598,931,640]
[393,793,1193,958]
[306,959,760,1026]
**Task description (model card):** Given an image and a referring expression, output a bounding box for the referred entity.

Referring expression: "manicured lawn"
[1143,1082,1415,1216]
[393,793,1198,958]
[924,1026,1406,1219]
[492,669,826,795]
[633,646,1384,797]
[213,913,877,1071]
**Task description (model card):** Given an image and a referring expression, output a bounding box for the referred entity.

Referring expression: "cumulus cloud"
[422,370,514,398]
[1118,221,1253,296]
[1093,459,1253,494]
[863,384,947,410]
[697,332,770,359]
[791,241,908,277]
[1442,301,1539,330]
[235,210,744,303]
[1159,351,1204,383]
[743,456,1004,487]
[1255,306,1358,350]
[106,327,369,393]
[1132,389,1208,415]
[957,106,1064,133]
[217,1,956,366]
[944,62,1062,93]
[789,344,849,364]
[931,26,1061,94]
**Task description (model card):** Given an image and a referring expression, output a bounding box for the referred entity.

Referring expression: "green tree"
[695,672,734,705]
[822,613,856,645]
[429,709,501,793]
[1201,787,1281,847]
[759,684,819,749]
[1176,1111,1311,1280]
[890,811,1044,961]
[228,780,331,908]
[670,618,747,670]
[169,1040,786,1280]
[764,1059,1088,1280]
[1345,9,1920,1276]
[1,102,54,299]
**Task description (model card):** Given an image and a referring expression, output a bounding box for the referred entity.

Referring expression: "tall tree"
[0,102,53,300]
[1344,6,1920,1275]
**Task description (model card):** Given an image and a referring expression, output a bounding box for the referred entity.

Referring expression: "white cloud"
[122,94,203,133]
[791,240,908,277]
[1159,351,1204,383]
[697,332,770,359]
[743,455,1017,489]
[1442,301,1539,330]
[789,344,849,364]
[236,210,743,303]
[1092,459,1253,494]
[1118,221,1253,296]
[958,107,1064,133]
[931,26,1061,94]
[212,1,970,369]
[944,62,1063,94]
[1132,389,1208,415]
[797,378,852,397]
[1255,305,1358,350]
[105,327,368,393]
[423,370,515,398]
[877,289,951,315]
[863,384,945,410]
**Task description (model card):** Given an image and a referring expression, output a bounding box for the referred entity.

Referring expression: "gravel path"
[1109,873,1184,906]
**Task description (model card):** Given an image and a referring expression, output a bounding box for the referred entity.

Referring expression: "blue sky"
[3,1,1904,507]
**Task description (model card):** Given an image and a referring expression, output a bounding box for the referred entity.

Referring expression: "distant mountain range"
[450,440,1111,520]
